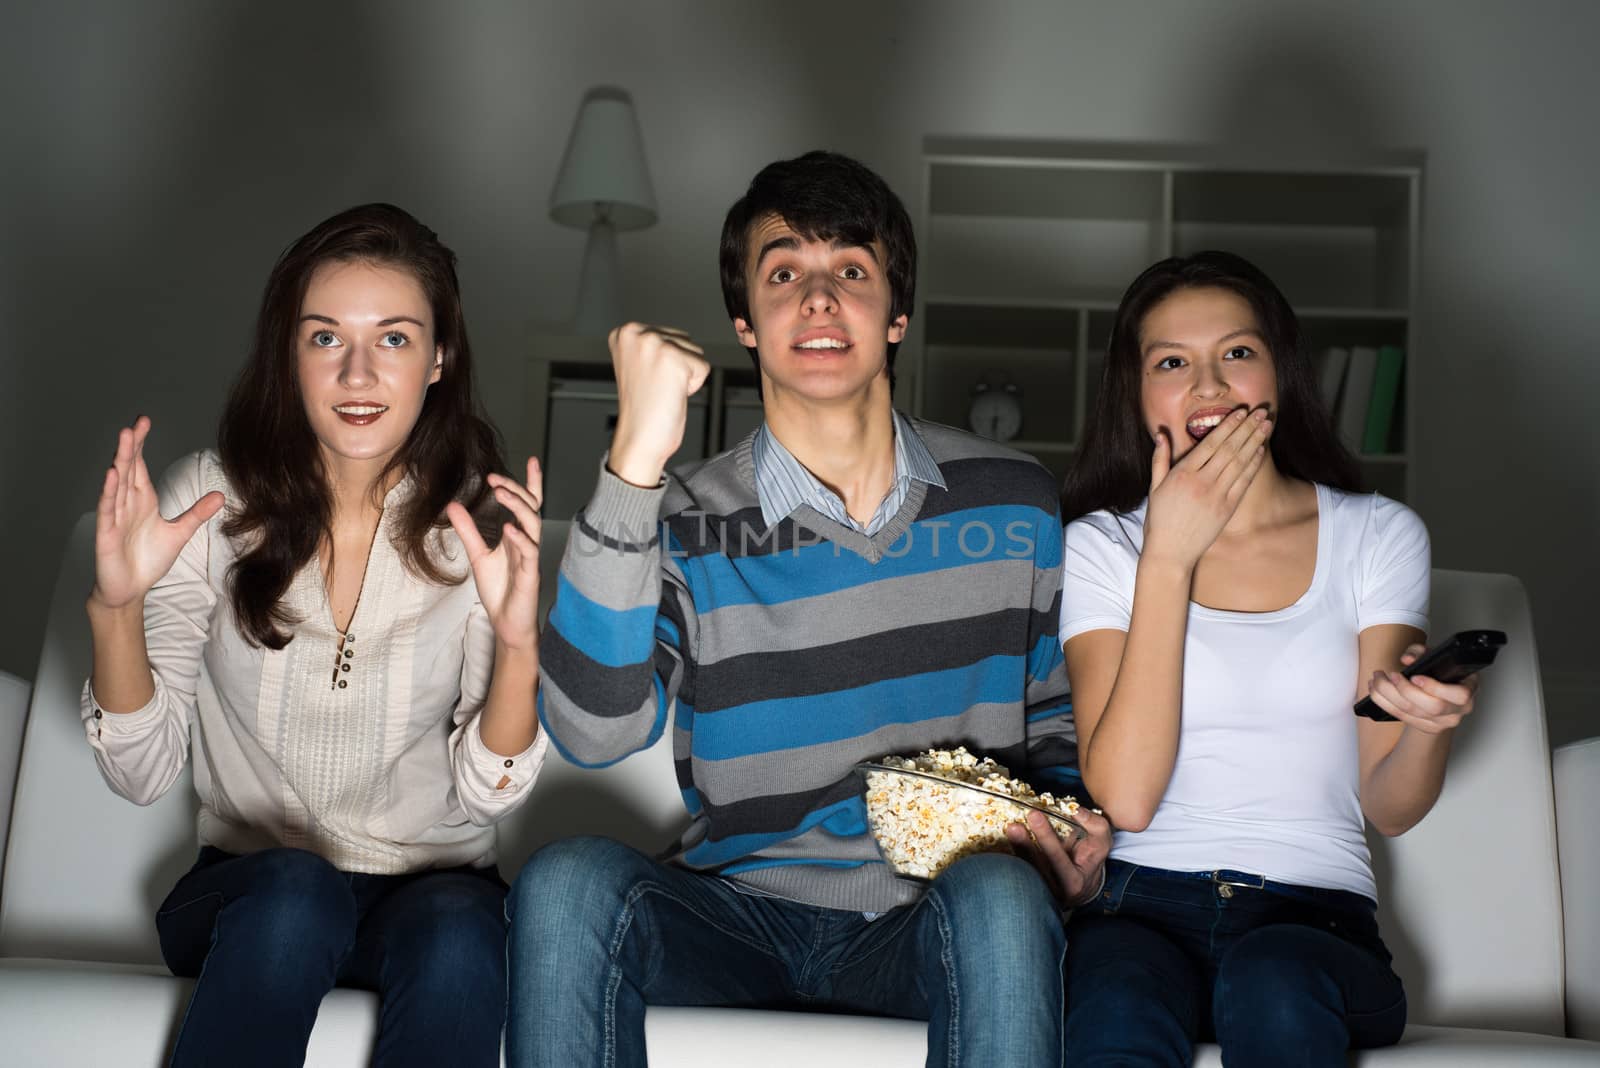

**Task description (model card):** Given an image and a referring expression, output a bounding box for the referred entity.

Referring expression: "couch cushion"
[0,670,30,891]
[0,515,197,965]
[0,958,377,1066]
[1369,570,1566,1035]
[1555,736,1600,1040]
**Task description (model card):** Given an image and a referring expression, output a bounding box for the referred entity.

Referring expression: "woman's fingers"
[96,466,120,534]
[1200,408,1268,479]
[445,501,490,563]
[1225,445,1267,507]
[1149,429,1175,493]
[1179,407,1250,472]
[1408,673,1477,712]
[491,484,541,540]
[175,491,225,538]
[487,469,543,513]
[501,521,540,578]
[113,427,133,519]
[1219,417,1273,502]
[130,416,151,492]
[524,456,544,511]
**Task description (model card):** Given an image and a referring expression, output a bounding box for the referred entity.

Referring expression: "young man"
[507,151,1110,1068]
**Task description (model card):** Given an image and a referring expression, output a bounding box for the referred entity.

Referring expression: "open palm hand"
[447,457,543,656]
[92,417,224,610]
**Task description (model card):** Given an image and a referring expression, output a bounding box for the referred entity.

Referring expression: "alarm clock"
[969,380,1022,442]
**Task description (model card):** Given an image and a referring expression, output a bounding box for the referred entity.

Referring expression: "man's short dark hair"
[719,151,917,387]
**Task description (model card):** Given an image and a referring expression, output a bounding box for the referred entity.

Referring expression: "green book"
[1362,345,1405,453]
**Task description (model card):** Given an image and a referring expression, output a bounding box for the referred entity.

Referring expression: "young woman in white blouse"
[83,204,547,1067]
[1057,251,1478,1067]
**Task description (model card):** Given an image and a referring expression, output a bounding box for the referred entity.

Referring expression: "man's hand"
[606,323,711,488]
[1004,807,1113,908]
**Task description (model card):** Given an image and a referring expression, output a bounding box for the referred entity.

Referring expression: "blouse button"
[340,663,351,672]
[344,649,353,658]
[94,708,103,719]
[503,759,514,769]
[337,679,348,689]
[345,633,354,642]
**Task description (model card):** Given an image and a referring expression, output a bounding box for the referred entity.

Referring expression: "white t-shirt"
[1060,484,1429,900]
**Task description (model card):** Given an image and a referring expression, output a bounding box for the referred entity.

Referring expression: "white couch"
[1,515,1596,1066]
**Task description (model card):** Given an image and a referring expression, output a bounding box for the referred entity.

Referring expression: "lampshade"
[549,87,657,231]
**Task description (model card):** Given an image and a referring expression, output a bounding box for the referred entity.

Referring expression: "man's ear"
[886,314,908,345]
[734,316,758,349]
[429,346,444,385]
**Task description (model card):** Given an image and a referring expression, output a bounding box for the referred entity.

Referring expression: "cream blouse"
[81,450,548,874]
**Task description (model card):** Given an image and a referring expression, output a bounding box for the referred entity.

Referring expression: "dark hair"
[218,203,506,648]
[718,150,917,389]
[1060,250,1359,521]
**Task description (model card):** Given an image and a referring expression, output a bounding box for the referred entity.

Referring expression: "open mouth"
[1185,407,1240,442]
[333,403,389,426]
[792,331,852,355]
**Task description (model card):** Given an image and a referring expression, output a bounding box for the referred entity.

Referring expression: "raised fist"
[605,323,710,487]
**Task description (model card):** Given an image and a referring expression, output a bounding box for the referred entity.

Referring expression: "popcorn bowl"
[856,757,1086,882]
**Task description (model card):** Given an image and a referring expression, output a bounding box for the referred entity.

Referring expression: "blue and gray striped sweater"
[538,419,1076,912]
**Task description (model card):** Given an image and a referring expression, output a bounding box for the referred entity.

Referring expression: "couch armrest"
[1555,736,1600,1040]
[0,670,31,889]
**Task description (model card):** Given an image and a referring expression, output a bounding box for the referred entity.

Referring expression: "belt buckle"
[1211,870,1265,899]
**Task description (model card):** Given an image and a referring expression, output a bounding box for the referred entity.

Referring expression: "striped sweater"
[538,419,1076,913]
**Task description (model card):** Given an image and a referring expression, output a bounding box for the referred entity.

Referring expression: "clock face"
[969,388,1023,442]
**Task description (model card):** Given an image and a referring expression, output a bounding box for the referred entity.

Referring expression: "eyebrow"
[297,315,426,328]
[1142,328,1262,358]
[754,235,878,269]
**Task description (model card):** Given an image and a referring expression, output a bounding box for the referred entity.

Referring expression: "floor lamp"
[549,87,658,335]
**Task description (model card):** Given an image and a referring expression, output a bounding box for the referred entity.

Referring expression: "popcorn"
[861,746,1084,880]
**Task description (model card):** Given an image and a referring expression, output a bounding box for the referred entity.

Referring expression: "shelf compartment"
[1171,221,1411,310]
[922,343,1076,449]
[929,162,1165,221]
[924,214,1161,306]
[1298,314,1409,354]
[1172,170,1413,228]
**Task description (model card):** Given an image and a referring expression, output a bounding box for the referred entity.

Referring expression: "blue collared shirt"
[751,410,947,536]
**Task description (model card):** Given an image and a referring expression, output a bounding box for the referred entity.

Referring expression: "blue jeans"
[1063,859,1406,1068]
[505,836,1065,1068]
[156,846,508,1068]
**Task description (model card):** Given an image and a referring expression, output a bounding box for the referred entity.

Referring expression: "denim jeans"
[155,846,508,1068]
[504,836,1065,1068]
[1063,859,1406,1068]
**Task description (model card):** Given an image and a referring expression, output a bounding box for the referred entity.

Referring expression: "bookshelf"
[909,139,1422,501]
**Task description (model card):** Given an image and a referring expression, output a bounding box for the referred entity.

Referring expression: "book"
[1316,346,1351,418]
[1362,345,1405,454]
[1337,346,1378,452]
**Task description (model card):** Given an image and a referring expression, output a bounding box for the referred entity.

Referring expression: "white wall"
[3,0,1595,744]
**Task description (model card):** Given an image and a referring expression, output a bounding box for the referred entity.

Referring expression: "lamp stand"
[571,210,621,336]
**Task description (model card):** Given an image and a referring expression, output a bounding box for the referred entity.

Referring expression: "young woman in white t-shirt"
[1057,251,1477,1067]
[83,204,547,1067]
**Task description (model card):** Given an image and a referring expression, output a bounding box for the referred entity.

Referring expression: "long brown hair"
[1061,250,1359,522]
[218,203,505,648]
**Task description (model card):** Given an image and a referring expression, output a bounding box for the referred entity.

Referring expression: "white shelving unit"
[907,138,1422,500]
